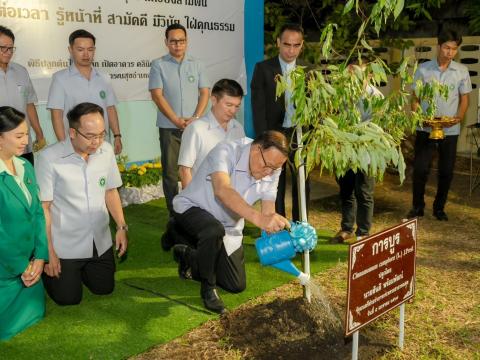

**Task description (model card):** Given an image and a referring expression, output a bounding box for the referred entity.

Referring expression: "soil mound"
[221,297,386,359]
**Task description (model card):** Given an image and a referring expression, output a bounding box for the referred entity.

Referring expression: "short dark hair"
[438,29,462,46]
[278,23,304,39]
[165,23,187,39]
[253,130,289,157]
[212,79,244,99]
[69,29,96,46]
[67,102,104,129]
[0,25,15,42]
[0,106,25,134]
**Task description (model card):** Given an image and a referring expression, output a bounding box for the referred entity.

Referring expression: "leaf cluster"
[276,0,448,183]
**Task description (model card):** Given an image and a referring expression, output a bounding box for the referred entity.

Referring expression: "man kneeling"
[171,131,290,314]
[36,102,128,305]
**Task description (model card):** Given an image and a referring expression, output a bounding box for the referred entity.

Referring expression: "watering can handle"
[261,230,267,238]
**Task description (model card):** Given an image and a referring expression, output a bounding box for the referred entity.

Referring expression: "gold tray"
[423,116,461,139]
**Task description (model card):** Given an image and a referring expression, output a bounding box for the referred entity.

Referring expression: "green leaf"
[394,0,405,19]
[343,0,355,15]
[361,39,373,51]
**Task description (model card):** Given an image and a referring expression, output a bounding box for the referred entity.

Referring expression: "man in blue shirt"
[149,23,210,217]
[407,29,472,221]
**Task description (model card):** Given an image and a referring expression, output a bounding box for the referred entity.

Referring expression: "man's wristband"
[117,225,129,232]
[114,134,122,138]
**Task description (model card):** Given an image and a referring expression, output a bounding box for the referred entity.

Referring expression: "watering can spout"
[271,260,301,277]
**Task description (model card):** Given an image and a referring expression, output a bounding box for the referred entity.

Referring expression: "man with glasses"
[149,23,210,217]
[0,25,45,164]
[47,29,123,154]
[35,102,128,305]
[171,131,290,314]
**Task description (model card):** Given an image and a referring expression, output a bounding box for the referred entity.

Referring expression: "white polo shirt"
[178,111,245,176]
[35,141,122,259]
[47,64,118,140]
[0,62,37,153]
[173,138,281,254]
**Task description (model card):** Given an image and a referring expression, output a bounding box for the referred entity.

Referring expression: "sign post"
[345,219,417,355]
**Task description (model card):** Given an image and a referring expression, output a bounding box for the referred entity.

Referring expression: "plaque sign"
[345,219,417,336]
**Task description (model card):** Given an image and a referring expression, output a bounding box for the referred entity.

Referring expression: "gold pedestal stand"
[424,116,461,140]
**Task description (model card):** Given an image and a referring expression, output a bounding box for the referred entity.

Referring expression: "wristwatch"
[117,225,129,232]
[114,134,122,138]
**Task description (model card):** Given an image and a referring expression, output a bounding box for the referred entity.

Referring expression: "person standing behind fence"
[47,29,123,154]
[0,106,48,340]
[407,29,472,221]
[0,26,46,164]
[149,23,210,218]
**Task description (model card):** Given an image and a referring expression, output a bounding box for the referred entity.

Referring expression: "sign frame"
[345,219,417,336]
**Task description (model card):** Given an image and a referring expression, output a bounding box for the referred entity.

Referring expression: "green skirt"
[0,277,45,341]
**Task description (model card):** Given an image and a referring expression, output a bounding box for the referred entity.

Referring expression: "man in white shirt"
[0,26,45,164]
[161,79,245,252]
[171,131,290,314]
[178,78,245,188]
[47,29,123,154]
[36,102,128,305]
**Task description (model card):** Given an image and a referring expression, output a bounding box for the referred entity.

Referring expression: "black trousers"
[43,246,115,306]
[159,128,182,217]
[276,127,310,221]
[337,170,375,236]
[172,207,246,293]
[412,131,458,212]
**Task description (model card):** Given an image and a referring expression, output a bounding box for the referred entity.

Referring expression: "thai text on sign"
[345,219,417,336]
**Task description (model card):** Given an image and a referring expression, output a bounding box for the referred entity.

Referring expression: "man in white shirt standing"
[161,79,245,252]
[0,26,45,164]
[36,102,128,305]
[47,29,123,154]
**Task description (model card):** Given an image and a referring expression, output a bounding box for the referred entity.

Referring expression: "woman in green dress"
[0,106,48,340]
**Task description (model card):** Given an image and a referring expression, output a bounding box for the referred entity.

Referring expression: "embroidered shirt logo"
[99,176,106,187]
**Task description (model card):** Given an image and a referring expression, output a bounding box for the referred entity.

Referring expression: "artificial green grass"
[1,199,348,359]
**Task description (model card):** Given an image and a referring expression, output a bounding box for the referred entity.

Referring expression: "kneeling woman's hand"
[21,259,45,287]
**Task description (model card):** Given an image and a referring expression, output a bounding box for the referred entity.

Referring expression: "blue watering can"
[255,222,317,285]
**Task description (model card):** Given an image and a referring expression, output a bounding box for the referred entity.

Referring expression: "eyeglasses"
[74,128,106,142]
[168,39,186,46]
[259,147,282,171]
[0,46,16,54]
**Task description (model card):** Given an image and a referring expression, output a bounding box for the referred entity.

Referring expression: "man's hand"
[173,117,187,129]
[22,259,45,287]
[115,229,128,257]
[114,136,123,155]
[44,249,61,278]
[258,213,290,233]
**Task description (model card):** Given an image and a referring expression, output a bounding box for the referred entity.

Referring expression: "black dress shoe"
[433,210,448,221]
[201,286,226,314]
[172,245,193,280]
[406,208,424,219]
